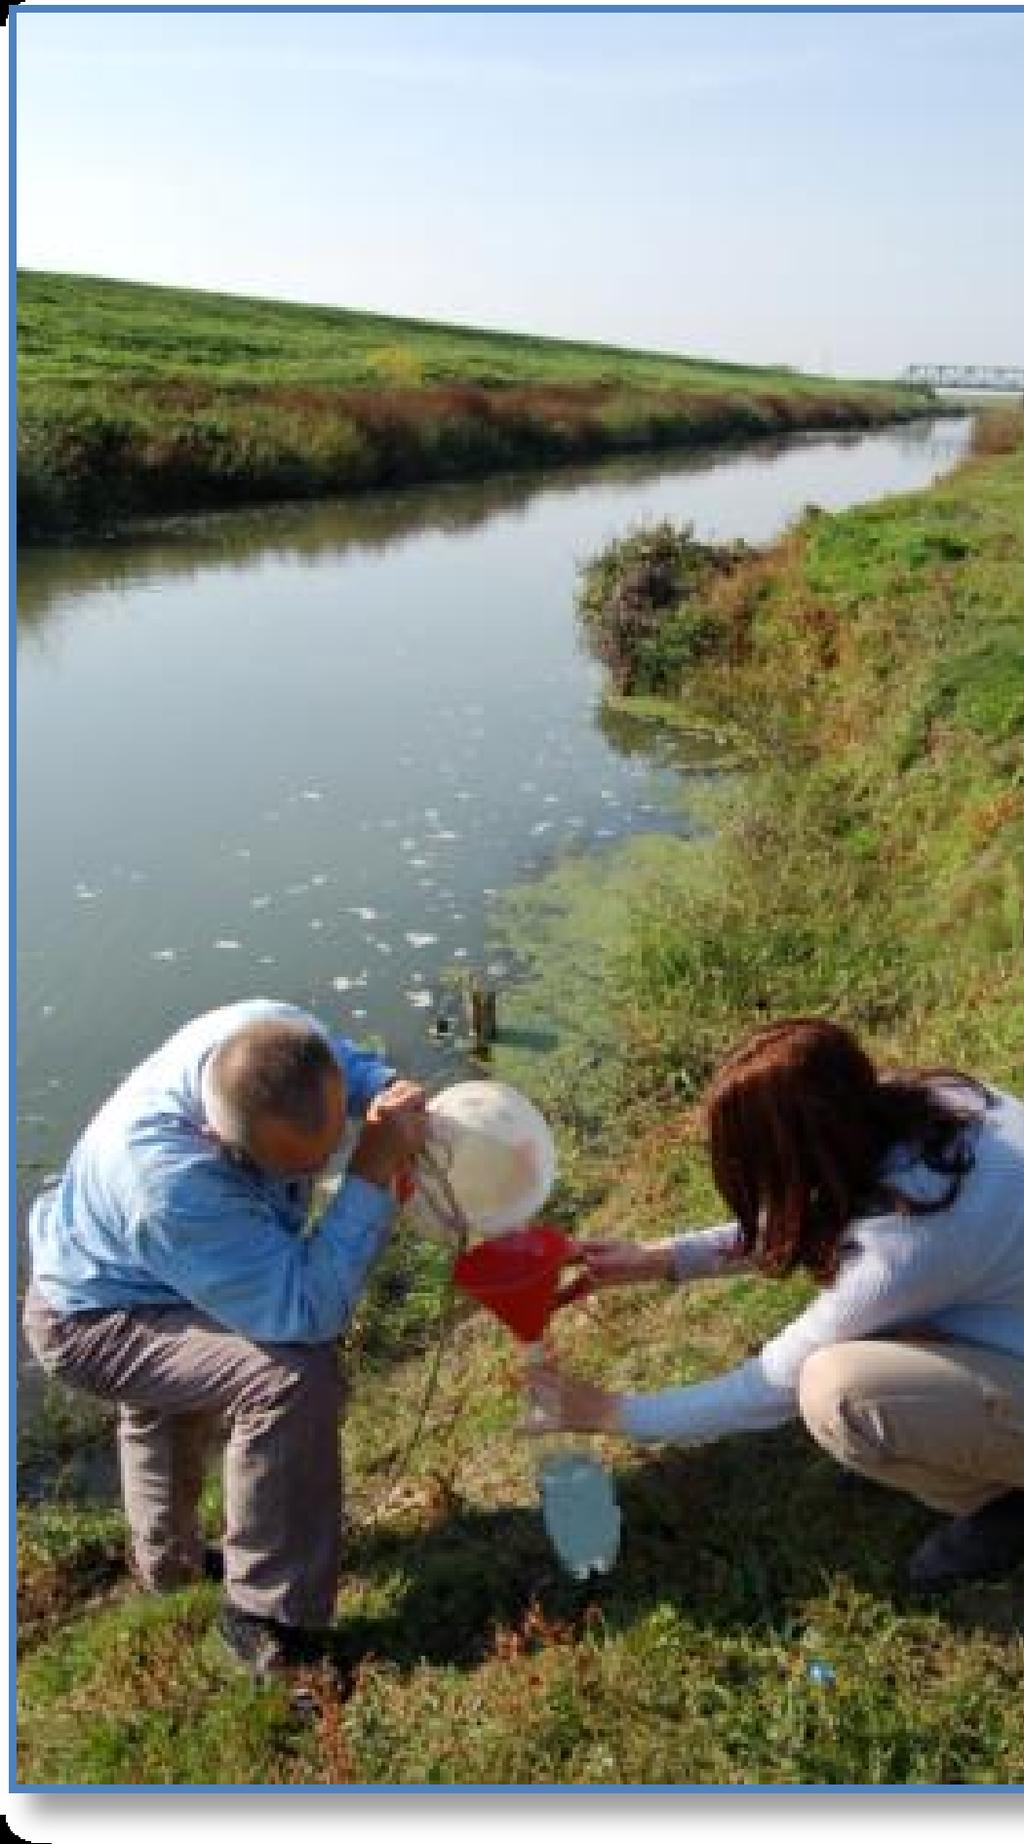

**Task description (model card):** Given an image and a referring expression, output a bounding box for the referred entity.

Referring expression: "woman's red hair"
[705,1018,988,1283]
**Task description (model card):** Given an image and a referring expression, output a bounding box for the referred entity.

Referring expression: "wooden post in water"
[466,978,498,1055]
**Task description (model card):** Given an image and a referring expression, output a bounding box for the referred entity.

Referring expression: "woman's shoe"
[907,1489,1024,1590]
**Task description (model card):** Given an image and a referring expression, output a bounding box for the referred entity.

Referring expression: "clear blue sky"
[15,6,1024,376]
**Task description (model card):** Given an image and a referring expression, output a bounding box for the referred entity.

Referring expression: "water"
[15,417,970,1273]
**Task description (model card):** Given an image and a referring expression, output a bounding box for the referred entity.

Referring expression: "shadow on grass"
[331,1428,1024,1678]
[19,1423,1022,1683]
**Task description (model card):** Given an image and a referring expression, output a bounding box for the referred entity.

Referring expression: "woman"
[529,1018,1024,1590]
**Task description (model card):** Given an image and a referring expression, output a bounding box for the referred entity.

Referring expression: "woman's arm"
[532,1211,972,1446]
[558,1222,747,1306]
[528,1355,795,1443]
[670,1222,750,1281]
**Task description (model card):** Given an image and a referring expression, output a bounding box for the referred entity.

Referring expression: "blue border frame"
[9,0,17,1806]
[13,5,1024,14]
[5,0,1024,1792]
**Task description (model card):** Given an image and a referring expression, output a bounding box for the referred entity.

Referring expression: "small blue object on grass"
[807,1659,837,1687]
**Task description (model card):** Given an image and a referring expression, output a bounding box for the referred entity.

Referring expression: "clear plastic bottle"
[527,1345,622,1580]
[537,1449,622,1580]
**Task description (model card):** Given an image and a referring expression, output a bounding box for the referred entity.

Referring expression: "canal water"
[15,416,971,1273]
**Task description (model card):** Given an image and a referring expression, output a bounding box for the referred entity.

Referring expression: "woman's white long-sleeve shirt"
[618,1087,1024,1446]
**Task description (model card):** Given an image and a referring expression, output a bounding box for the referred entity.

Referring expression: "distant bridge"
[902,364,1024,393]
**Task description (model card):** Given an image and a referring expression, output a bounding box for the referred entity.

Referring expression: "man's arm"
[329,1034,397,1118]
[129,1155,395,1344]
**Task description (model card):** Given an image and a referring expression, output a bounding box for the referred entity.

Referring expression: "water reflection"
[17,449,712,632]
[16,418,960,636]
[593,698,734,770]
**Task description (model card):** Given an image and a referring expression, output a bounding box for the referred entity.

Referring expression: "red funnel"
[453,1225,575,1344]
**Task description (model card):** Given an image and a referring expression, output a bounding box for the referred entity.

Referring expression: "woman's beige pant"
[23,1289,343,1627]
[799,1337,1024,1515]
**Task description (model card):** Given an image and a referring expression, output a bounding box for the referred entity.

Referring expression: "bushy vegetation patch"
[17,271,933,538]
[575,522,753,694]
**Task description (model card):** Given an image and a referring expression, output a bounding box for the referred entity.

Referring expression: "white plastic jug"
[410,1080,557,1240]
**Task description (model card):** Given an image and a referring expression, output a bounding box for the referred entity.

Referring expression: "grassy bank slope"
[604,408,1024,1102]
[17,270,931,538]
[16,418,1024,1787]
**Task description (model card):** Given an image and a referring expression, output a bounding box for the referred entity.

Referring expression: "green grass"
[17,269,933,538]
[601,416,1024,1098]
[16,412,1024,1787]
[19,268,927,396]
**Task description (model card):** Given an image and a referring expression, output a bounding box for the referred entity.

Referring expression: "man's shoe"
[213,1602,333,1681]
[907,1489,1024,1591]
[214,1603,289,1679]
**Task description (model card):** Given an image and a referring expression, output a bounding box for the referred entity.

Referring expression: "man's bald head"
[205,1020,347,1176]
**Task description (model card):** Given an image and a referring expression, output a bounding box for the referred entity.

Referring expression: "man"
[23,997,428,1679]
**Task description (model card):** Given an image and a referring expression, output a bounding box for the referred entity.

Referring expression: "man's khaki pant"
[799,1336,1024,1515]
[23,1289,343,1627]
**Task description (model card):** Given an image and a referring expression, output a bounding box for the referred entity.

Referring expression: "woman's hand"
[555,1237,677,1308]
[525,1359,622,1435]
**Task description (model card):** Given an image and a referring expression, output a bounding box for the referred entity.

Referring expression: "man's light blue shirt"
[28,1000,398,1344]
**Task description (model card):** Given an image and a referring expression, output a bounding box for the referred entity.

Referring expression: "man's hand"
[555,1237,677,1308]
[370,1078,428,1133]
[349,1080,428,1191]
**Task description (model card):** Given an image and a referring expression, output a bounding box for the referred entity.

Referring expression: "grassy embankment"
[17,269,932,539]
[16,413,1024,1786]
